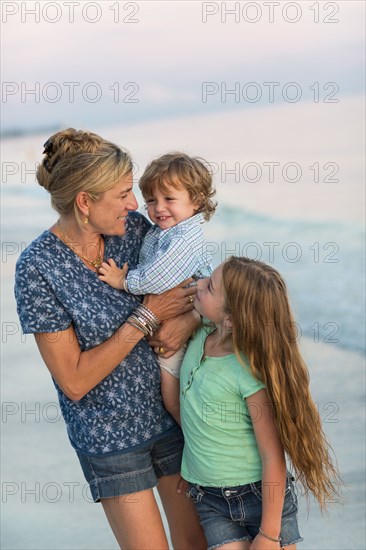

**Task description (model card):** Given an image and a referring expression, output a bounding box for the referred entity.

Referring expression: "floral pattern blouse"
[14,212,176,456]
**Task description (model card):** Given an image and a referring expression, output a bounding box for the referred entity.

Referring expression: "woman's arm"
[35,281,196,402]
[247,389,287,550]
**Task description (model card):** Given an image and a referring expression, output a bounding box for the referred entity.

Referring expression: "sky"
[1,0,365,132]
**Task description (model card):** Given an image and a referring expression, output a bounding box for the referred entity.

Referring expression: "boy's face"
[145,183,200,230]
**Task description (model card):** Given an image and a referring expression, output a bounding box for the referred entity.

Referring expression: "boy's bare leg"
[161,369,181,424]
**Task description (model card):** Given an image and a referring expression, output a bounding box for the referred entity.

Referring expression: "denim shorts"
[76,428,183,502]
[187,475,303,549]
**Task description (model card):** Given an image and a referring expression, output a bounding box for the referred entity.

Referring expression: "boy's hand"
[98,259,128,290]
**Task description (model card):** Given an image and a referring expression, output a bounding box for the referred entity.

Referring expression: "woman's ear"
[75,191,90,216]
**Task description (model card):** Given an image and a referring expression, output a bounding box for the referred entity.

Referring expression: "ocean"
[1,107,365,549]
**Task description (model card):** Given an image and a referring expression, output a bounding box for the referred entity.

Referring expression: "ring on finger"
[158,346,166,354]
[188,295,194,303]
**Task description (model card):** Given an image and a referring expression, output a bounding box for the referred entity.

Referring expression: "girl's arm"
[247,388,287,549]
[35,281,196,402]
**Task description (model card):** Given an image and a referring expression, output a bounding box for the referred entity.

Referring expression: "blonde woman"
[14,128,206,550]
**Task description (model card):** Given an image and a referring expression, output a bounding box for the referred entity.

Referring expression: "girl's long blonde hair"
[222,256,341,510]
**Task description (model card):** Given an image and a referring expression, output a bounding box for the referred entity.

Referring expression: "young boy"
[99,152,217,423]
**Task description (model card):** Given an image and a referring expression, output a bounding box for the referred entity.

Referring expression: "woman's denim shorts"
[187,475,303,549]
[76,428,183,502]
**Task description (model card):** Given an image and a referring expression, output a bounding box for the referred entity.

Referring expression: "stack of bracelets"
[126,304,161,337]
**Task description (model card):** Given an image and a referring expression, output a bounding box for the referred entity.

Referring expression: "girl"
[99,152,216,423]
[179,256,341,549]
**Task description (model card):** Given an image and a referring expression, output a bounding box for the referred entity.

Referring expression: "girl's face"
[194,264,227,324]
[145,183,199,230]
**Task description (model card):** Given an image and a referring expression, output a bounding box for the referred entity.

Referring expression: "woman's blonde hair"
[139,152,217,222]
[221,256,342,510]
[37,128,133,223]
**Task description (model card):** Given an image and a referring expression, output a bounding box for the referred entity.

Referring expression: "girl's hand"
[148,309,200,357]
[249,533,282,549]
[143,278,197,322]
[176,475,190,495]
[98,259,128,290]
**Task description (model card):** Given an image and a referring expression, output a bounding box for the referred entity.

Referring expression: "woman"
[14,128,206,549]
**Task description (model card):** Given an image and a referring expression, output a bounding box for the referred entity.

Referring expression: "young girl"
[179,256,341,550]
[99,152,217,423]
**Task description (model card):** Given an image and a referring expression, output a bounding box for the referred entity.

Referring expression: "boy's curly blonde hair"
[139,152,217,221]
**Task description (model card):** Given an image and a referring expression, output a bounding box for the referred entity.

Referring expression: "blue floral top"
[14,212,177,456]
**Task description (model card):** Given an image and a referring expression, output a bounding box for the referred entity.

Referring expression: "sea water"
[1,134,365,549]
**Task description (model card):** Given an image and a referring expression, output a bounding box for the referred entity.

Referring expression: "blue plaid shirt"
[126,213,212,294]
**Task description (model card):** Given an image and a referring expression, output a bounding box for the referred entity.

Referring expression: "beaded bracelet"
[258,527,282,544]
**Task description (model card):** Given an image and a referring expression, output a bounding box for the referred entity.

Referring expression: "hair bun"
[37,128,103,190]
[44,128,102,159]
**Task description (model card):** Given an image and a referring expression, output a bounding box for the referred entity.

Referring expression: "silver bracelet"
[125,305,161,338]
[134,314,155,336]
[126,316,150,337]
[258,527,281,544]
[138,304,160,326]
[134,304,161,332]
[126,305,160,336]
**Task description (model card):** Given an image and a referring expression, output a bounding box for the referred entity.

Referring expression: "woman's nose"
[127,193,138,211]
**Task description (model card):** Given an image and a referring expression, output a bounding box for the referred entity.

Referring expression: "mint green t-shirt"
[180,326,265,487]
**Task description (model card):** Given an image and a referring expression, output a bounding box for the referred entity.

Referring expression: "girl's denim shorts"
[187,474,303,549]
[76,428,183,502]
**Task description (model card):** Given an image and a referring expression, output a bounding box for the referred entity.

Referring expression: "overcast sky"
[1,1,364,132]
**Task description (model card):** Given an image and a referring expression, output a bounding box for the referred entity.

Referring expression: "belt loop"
[196,484,204,502]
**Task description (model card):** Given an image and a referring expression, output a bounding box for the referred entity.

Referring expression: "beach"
[1,100,365,549]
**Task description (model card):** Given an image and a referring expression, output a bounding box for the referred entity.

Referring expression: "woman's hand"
[143,278,197,322]
[148,309,200,358]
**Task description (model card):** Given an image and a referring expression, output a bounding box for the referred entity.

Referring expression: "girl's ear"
[75,191,90,216]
